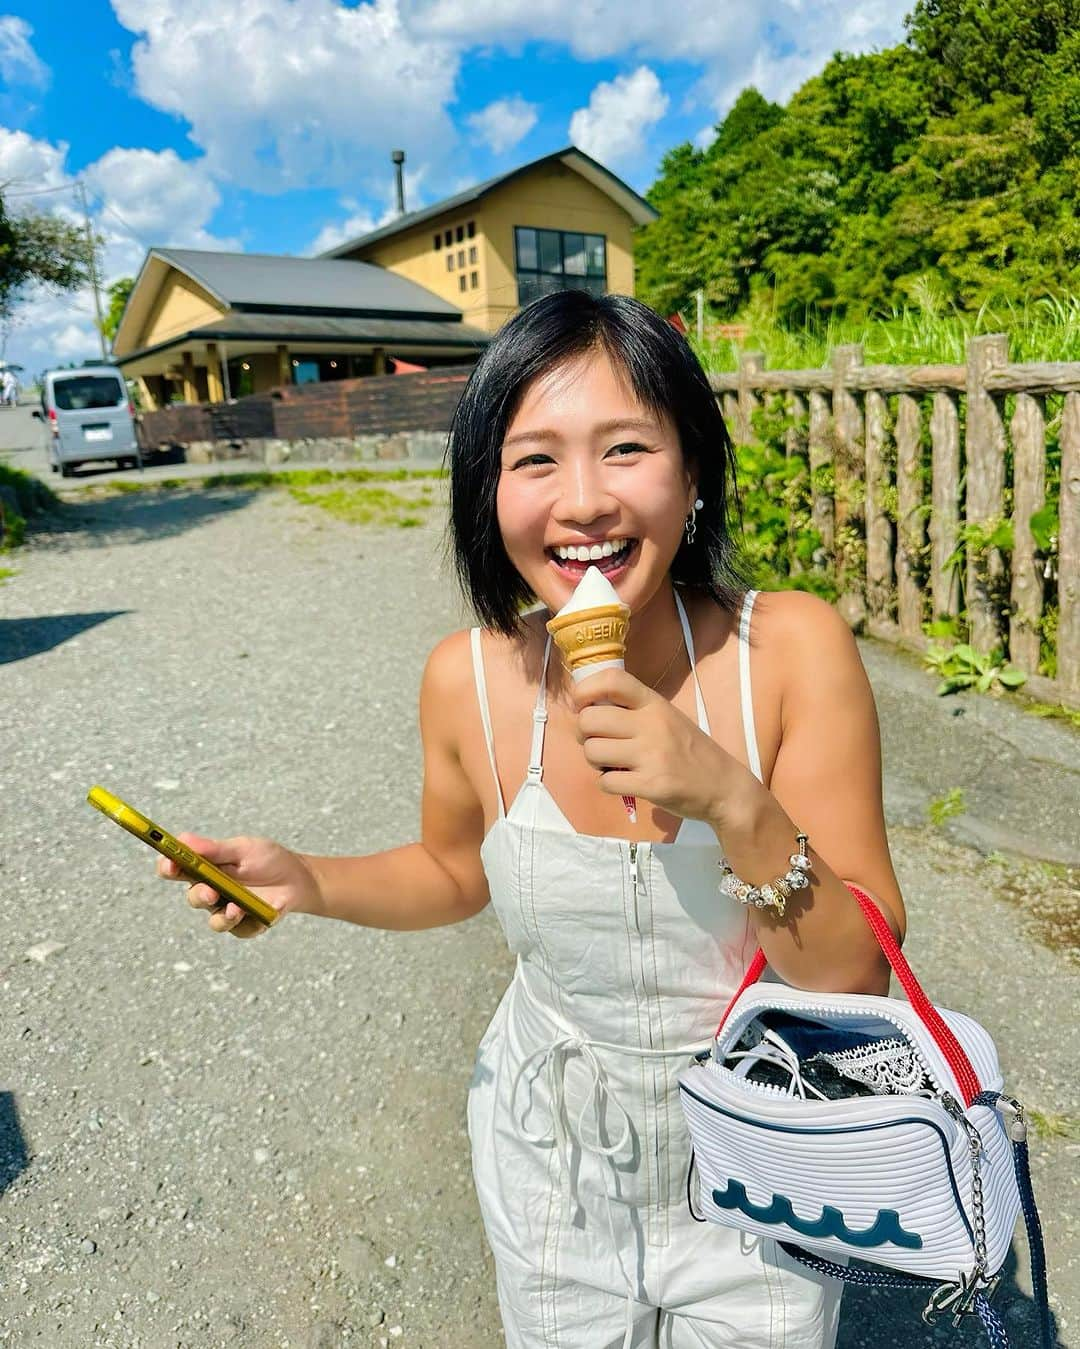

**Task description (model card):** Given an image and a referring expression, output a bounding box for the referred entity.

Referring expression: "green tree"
[101,276,134,344]
[0,193,89,319]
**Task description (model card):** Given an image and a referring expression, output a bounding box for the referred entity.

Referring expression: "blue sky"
[0,0,910,374]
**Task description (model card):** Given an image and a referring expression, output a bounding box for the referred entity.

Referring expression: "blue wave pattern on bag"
[711,1179,923,1249]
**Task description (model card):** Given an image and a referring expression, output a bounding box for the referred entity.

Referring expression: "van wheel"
[60,462,75,478]
[49,460,59,473]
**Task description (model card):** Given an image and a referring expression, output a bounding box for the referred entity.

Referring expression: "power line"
[2,180,78,199]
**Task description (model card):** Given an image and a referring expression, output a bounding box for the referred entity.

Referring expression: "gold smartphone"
[87,785,279,927]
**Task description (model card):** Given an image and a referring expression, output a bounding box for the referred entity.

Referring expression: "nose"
[555,457,617,528]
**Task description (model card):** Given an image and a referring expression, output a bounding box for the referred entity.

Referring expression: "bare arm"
[294,631,491,930]
[712,593,905,994]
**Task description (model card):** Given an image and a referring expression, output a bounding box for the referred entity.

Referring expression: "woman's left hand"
[570,667,736,823]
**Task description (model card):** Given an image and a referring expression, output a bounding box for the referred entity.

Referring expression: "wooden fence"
[138,364,473,451]
[711,335,1079,708]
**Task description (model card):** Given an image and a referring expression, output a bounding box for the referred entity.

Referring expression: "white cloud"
[0,16,49,88]
[110,0,461,193]
[569,66,668,167]
[307,164,427,255]
[467,94,537,155]
[408,0,909,121]
[0,130,234,375]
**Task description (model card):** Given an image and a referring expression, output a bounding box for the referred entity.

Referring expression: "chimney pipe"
[391,149,406,215]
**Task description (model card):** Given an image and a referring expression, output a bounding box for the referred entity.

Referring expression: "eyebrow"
[502,417,661,450]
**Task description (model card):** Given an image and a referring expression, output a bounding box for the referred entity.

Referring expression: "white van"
[37,365,140,477]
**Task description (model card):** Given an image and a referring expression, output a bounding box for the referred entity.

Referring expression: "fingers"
[575,704,632,743]
[570,667,646,711]
[581,737,639,772]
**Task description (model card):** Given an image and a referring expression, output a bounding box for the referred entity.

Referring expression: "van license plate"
[83,426,112,442]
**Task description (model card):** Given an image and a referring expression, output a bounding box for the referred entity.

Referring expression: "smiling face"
[496,348,697,617]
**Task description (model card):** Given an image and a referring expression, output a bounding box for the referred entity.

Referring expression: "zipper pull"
[629,841,638,892]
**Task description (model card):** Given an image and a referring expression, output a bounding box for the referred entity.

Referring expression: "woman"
[161,291,905,1348]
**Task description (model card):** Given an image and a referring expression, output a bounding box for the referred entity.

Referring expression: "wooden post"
[736,352,764,445]
[832,344,866,630]
[1057,392,1080,695]
[808,389,834,557]
[205,343,224,403]
[372,347,387,376]
[276,344,291,386]
[1008,393,1046,673]
[181,350,198,405]
[930,390,960,619]
[864,388,892,621]
[895,393,924,638]
[965,334,1009,651]
[722,392,739,440]
[786,390,807,575]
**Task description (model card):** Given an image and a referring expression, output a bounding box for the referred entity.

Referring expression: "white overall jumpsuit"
[467,589,842,1348]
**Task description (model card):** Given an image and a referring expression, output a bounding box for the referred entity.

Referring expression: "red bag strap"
[715,884,981,1107]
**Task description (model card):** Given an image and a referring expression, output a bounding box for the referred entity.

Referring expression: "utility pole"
[75,180,109,362]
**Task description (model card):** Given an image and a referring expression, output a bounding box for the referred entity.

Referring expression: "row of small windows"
[434,220,476,249]
[446,245,479,271]
[459,272,479,291]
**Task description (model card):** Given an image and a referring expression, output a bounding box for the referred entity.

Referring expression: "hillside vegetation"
[635,0,1080,334]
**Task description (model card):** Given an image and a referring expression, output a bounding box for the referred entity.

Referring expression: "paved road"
[1,482,1076,1348]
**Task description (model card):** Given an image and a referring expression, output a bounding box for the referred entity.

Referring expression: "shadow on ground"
[0,610,129,664]
[23,483,261,553]
[836,1242,1061,1347]
[0,1092,29,1195]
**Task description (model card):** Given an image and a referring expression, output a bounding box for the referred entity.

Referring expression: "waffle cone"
[546,603,630,673]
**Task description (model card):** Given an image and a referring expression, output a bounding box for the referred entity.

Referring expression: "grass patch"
[987,851,1080,966]
[0,462,61,550]
[0,566,16,583]
[927,787,966,827]
[287,482,435,529]
[1025,703,1080,732]
[64,465,447,498]
[1027,1110,1080,1141]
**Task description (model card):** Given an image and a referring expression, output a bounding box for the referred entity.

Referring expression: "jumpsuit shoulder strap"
[469,627,506,819]
[737,591,763,783]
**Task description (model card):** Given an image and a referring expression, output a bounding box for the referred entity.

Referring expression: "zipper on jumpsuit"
[627,840,667,1253]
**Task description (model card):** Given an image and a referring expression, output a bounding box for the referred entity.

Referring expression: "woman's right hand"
[156,833,319,939]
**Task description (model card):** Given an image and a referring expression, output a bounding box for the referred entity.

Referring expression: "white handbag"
[678,885,1052,1347]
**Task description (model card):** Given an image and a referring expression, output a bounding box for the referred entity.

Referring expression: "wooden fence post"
[930,390,961,619]
[808,389,834,557]
[895,393,923,638]
[1008,393,1046,673]
[965,334,1009,651]
[736,352,764,445]
[864,388,892,621]
[786,390,807,574]
[1058,392,1080,695]
[832,344,866,629]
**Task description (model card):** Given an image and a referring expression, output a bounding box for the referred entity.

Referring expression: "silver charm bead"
[789,853,812,872]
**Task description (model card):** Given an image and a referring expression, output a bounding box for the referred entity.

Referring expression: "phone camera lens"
[149,829,163,842]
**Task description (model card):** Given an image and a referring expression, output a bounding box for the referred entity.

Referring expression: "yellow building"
[113,146,657,407]
[322,145,658,334]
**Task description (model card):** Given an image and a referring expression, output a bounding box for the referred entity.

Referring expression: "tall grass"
[693,289,1080,373]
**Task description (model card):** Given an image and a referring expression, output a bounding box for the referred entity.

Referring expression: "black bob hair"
[447,289,748,636]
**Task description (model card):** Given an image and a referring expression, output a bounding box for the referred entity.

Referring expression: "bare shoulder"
[422,628,475,698]
[751,590,869,700]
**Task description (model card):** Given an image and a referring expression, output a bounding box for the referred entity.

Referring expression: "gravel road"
[1,478,1077,1349]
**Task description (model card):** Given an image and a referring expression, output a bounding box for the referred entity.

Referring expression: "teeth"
[554,539,631,561]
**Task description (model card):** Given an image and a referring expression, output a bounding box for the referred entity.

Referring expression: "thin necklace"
[646,634,685,691]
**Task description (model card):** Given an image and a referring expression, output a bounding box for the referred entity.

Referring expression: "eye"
[606,441,646,457]
[510,453,554,470]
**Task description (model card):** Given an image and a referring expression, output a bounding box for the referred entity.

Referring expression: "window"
[455,224,464,243]
[433,233,442,250]
[470,271,478,289]
[459,275,467,292]
[467,220,476,238]
[514,227,607,304]
[52,374,125,410]
[447,253,454,270]
[468,245,478,264]
[457,249,465,268]
[444,229,452,247]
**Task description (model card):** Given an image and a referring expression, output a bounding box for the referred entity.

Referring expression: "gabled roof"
[113,248,461,356]
[319,146,659,259]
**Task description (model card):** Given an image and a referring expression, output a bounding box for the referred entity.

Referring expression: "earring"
[685,497,704,545]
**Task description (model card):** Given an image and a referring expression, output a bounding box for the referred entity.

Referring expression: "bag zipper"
[707,1002,943,1099]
